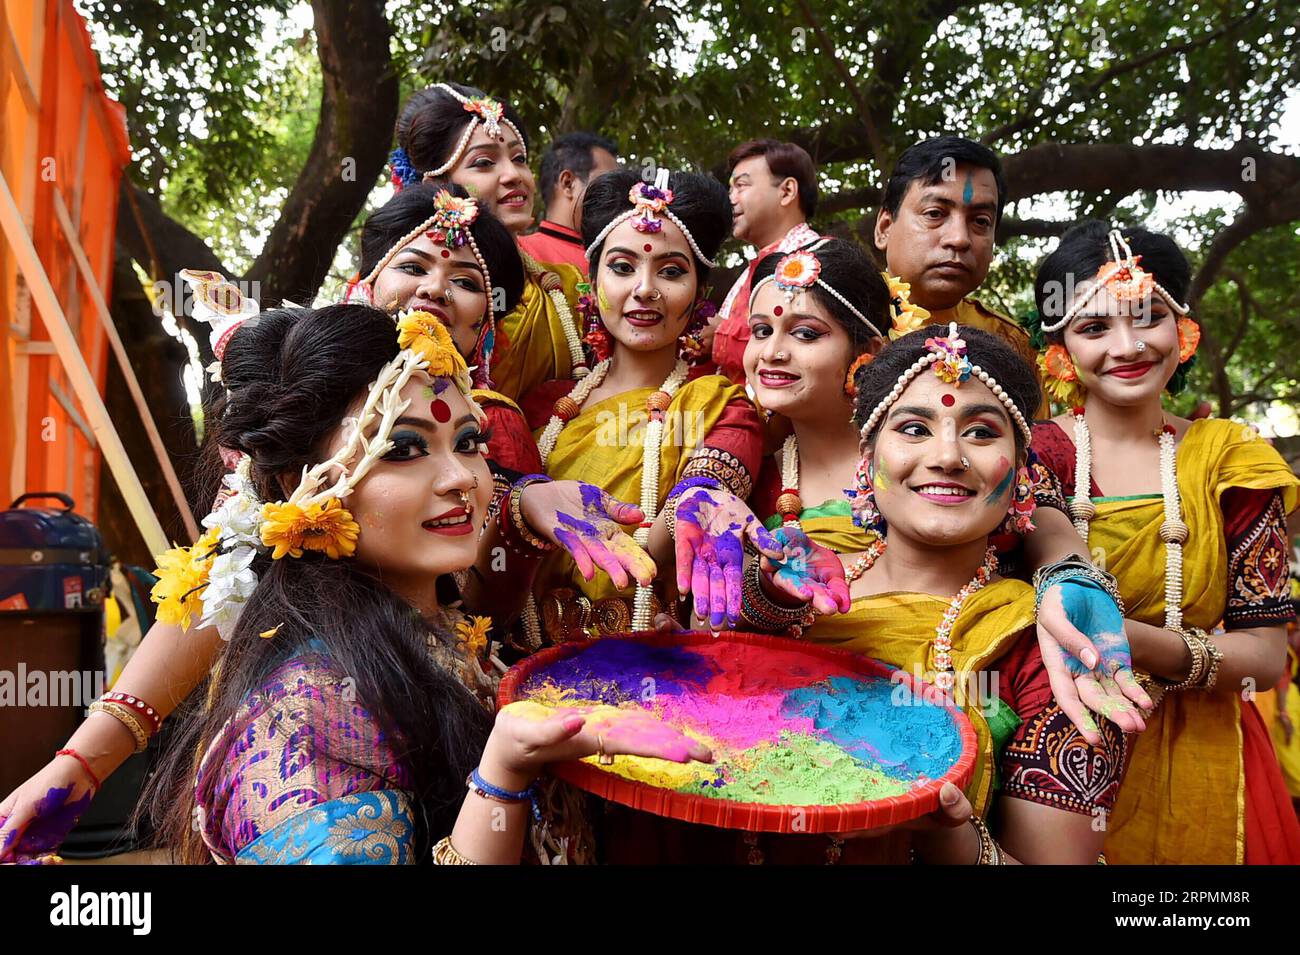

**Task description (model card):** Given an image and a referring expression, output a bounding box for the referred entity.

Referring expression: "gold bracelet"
[509,481,554,552]
[1165,627,1207,692]
[88,700,150,753]
[968,814,1004,865]
[1190,628,1222,690]
[431,836,478,865]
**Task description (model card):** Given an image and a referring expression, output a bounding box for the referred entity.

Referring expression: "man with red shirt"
[517,131,619,276]
[706,139,821,384]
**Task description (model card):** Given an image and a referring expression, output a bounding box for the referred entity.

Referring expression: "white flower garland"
[1069,410,1187,630]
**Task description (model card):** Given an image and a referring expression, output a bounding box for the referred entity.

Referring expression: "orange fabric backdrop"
[1,0,130,517]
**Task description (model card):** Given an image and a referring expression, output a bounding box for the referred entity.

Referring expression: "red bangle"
[98,691,162,735]
[55,748,101,791]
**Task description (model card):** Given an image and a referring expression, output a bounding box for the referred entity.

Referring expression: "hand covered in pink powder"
[0,755,96,864]
[673,487,783,630]
[759,526,852,616]
[521,480,656,589]
[492,701,713,777]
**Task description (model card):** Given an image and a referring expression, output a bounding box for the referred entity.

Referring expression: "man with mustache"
[706,139,822,384]
[874,136,1043,410]
[518,131,620,277]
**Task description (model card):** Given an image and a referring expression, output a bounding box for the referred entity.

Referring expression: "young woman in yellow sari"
[516,168,767,648]
[1030,220,1300,864]
[392,82,588,401]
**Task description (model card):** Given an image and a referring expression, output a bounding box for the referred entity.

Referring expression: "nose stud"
[1134,340,1147,352]
[961,456,971,471]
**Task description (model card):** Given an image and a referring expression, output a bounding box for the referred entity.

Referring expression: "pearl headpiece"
[419,84,527,179]
[858,322,1033,443]
[584,168,719,268]
[1041,227,1190,334]
[748,247,884,337]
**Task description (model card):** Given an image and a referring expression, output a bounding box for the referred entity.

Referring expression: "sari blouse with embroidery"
[195,649,419,864]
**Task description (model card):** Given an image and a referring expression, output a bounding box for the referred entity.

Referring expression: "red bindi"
[941,393,956,407]
[430,398,452,423]
[440,249,450,258]
[643,243,653,252]
[774,305,783,316]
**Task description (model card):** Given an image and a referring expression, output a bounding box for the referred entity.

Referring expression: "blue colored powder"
[525,640,719,704]
[781,676,961,781]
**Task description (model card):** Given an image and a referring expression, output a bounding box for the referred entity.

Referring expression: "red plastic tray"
[499,630,976,834]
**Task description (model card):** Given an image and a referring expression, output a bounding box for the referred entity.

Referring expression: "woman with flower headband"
[389,82,589,402]
[0,199,665,861]
[511,167,773,648]
[2,301,709,865]
[1027,220,1300,864]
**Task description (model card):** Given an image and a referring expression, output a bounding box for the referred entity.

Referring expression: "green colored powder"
[690,732,911,805]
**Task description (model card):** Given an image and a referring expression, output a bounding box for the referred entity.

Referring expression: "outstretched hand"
[758,525,852,617]
[1037,578,1152,744]
[520,481,656,589]
[0,755,96,864]
[673,487,783,630]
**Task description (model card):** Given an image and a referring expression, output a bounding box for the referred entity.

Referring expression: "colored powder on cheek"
[782,676,962,780]
[696,732,911,805]
[985,459,1013,505]
[597,285,611,313]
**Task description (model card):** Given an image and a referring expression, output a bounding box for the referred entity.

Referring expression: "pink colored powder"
[656,690,817,750]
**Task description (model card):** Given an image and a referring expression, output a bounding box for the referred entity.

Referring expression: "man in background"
[518,131,620,276]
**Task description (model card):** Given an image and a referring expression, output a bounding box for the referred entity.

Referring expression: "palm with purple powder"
[673,488,783,630]
[521,481,655,589]
[0,782,92,864]
[759,525,852,616]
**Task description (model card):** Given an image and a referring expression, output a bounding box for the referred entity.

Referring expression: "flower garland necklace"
[777,434,882,583]
[1068,407,1187,631]
[519,248,589,379]
[536,355,691,630]
[851,537,998,694]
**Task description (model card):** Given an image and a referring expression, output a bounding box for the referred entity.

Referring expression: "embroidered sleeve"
[1025,449,1068,513]
[1223,488,1295,630]
[682,397,764,500]
[995,633,1127,817]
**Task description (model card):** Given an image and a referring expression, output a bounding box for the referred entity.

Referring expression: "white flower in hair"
[199,546,259,639]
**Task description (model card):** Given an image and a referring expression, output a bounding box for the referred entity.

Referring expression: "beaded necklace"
[1067,408,1186,631]
[536,356,690,631]
[777,434,882,583]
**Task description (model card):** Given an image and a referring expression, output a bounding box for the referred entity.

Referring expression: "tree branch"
[1188,184,1300,306]
[245,0,399,304]
[794,0,885,168]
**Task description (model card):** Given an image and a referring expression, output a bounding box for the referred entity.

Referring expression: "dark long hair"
[396,82,530,175]
[751,238,890,350]
[853,324,1041,460]
[141,303,493,863]
[359,182,526,320]
[581,168,731,284]
[1033,219,1196,394]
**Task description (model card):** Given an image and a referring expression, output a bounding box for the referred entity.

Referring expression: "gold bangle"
[509,482,554,552]
[968,814,1004,865]
[1190,628,1222,690]
[88,700,150,754]
[431,836,478,865]
[1165,627,1207,692]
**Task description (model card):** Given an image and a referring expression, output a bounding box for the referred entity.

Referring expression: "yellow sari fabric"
[1093,418,1299,864]
[533,375,746,603]
[491,258,584,402]
[807,580,1036,817]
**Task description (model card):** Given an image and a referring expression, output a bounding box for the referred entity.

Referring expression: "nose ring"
[1134,340,1147,352]
[960,456,970,471]
[443,286,455,303]
[642,288,662,301]
[457,489,471,511]
[773,351,788,361]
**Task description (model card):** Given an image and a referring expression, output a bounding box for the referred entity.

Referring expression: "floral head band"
[584,168,719,268]
[347,189,497,388]
[1040,227,1190,334]
[747,248,885,338]
[179,268,262,385]
[420,83,526,180]
[150,296,486,638]
[858,321,1033,443]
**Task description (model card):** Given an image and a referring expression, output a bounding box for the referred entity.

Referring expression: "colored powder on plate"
[782,675,961,780]
[656,689,816,749]
[525,640,719,704]
[691,641,856,697]
[692,731,911,805]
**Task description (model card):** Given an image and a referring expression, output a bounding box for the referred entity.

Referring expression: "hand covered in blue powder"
[1037,578,1152,744]
[673,488,783,630]
[759,526,852,617]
